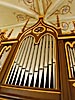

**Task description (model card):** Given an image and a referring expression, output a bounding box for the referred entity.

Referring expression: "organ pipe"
[67,45,75,78]
[6,35,56,89]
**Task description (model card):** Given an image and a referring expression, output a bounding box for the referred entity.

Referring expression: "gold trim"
[68,80,75,82]
[1,41,18,44]
[0,46,11,58]
[58,36,75,39]
[73,83,75,87]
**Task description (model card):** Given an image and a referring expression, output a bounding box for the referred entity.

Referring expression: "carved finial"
[73,21,75,29]
[57,15,60,27]
[39,16,43,19]
[7,29,14,38]
[22,18,30,33]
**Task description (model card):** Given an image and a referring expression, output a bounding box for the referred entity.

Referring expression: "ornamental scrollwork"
[0,30,7,42]
[54,0,73,15]
[33,26,46,36]
[0,45,11,59]
[19,0,35,12]
[13,12,29,22]
[55,5,71,15]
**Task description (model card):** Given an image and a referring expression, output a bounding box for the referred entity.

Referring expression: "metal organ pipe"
[33,38,42,87]
[6,35,56,89]
[18,37,30,86]
[28,45,38,86]
[39,36,46,88]
[53,36,56,88]
[12,38,28,85]
[48,36,52,88]
[23,37,33,86]
[67,45,75,78]
[6,39,25,84]
[73,48,75,74]
[14,38,28,85]
[44,35,48,88]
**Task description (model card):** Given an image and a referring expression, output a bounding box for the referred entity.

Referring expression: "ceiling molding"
[0,20,38,29]
[46,16,75,22]
[0,1,39,19]
[44,0,64,20]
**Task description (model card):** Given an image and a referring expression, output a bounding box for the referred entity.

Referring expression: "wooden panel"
[58,40,71,100]
[0,85,61,100]
[68,80,75,100]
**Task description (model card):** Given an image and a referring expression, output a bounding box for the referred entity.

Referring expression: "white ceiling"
[0,0,75,33]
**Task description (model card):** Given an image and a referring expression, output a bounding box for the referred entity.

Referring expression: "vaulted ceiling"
[0,0,75,34]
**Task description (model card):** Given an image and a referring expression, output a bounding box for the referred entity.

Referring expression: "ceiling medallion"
[33,26,46,36]
[61,22,69,30]
[13,12,28,22]
[61,5,71,14]
[22,0,34,8]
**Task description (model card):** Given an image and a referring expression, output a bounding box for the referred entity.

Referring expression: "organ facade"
[0,16,75,100]
[0,0,75,100]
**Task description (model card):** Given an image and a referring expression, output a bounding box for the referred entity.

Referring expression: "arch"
[18,17,58,44]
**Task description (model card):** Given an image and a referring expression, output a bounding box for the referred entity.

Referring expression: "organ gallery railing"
[5,34,56,89]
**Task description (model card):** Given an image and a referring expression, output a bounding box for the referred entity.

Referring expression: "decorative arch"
[18,17,58,44]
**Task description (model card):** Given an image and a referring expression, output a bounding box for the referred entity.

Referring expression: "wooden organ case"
[0,17,75,100]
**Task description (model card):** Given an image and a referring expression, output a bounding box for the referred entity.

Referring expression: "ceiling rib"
[43,0,48,14]
[34,0,39,14]
[44,0,64,20]
[37,0,44,16]
[0,1,39,19]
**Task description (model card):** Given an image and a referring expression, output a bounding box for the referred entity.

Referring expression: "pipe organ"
[6,34,56,89]
[1,17,75,100]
